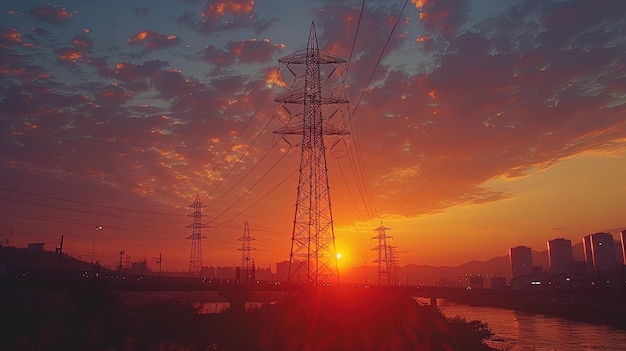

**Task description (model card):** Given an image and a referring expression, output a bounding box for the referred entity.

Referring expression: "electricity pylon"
[388,245,399,286]
[238,220,256,285]
[273,22,349,285]
[371,222,394,286]
[186,194,208,277]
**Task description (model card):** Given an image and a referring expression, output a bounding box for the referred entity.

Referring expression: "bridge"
[3,268,626,328]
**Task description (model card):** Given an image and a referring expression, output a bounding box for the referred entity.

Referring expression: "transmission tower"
[388,245,399,286]
[186,194,208,276]
[118,250,125,276]
[371,222,394,286]
[273,22,349,285]
[238,220,256,285]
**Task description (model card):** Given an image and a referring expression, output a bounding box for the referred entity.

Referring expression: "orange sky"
[1,0,625,274]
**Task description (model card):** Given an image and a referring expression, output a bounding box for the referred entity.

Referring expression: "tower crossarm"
[275,87,349,105]
[279,49,346,66]
[274,120,350,136]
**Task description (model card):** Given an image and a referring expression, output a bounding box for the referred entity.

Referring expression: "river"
[117,291,626,350]
[433,299,626,351]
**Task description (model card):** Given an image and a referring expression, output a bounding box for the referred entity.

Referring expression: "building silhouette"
[621,230,626,266]
[583,233,618,273]
[509,246,533,278]
[547,238,573,275]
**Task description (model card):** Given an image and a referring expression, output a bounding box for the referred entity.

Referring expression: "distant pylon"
[118,250,125,276]
[388,245,399,286]
[371,222,394,286]
[273,22,350,285]
[238,220,256,285]
[186,194,208,277]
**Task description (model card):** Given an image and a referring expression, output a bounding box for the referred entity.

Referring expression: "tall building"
[509,246,533,278]
[619,229,626,265]
[547,238,573,275]
[582,235,593,273]
[583,233,618,273]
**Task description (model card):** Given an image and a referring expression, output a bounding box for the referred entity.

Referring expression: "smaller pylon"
[118,250,125,276]
[387,245,399,286]
[238,220,256,286]
[186,194,208,277]
[371,222,393,286]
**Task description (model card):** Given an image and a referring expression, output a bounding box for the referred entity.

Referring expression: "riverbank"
[440,288,626,330]
[436,299,626,351]
[1,283,497,350]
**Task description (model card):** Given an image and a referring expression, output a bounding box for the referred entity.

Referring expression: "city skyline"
[1,0,625,272]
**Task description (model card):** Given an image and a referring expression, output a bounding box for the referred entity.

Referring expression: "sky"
[1,0,625,275]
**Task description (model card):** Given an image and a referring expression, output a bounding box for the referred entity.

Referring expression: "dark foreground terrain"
[0,283,495,351]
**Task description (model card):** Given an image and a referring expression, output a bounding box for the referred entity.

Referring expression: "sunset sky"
[1,0,625,274]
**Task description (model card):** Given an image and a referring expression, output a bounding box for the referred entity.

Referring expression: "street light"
[91,225,103,265]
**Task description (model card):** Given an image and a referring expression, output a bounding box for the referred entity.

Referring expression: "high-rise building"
[547,238,573,275]
[582,235,593,273]
[619,229,626,265]
[583,233,618,273]
[509,246,533,278]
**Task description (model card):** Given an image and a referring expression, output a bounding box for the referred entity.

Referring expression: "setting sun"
[336,253,342,260]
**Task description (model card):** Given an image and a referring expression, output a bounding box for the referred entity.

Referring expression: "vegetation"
[0,284,494,350]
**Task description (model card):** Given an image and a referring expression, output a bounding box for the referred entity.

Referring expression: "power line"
[212,167,298,227]
[348,0,410,125]
[340,0,411,226]
[0,187,183,217]
[0,196,120,218]
[346,0,366,73]
[207,78,281,197]
[209,150,290,223]
[332,156,372,224]
[206,140,278,208]
[0,153,111,184]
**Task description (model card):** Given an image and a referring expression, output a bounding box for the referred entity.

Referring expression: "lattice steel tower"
[387,245,399,286]
[371,222,394,286]
[273,22,349,285]
[186,194,208,276]
[238,220,256,285]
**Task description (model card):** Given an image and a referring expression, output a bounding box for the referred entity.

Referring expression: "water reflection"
[435,299,626,351]
[194,301,273,314]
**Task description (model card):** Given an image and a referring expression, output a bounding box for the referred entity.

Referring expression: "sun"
[336,253,342,260]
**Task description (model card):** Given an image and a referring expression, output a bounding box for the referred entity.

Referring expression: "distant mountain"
[345,242,596,286]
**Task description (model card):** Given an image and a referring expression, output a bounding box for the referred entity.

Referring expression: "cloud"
[177,0,276,35]
[313,1,414,90]
[128,30,182,51]
[56,47,84,62]
[199,39,285,66]
[417,0,470,38]
[95,84,133,106]
[198,45,236,66]
[153,69,190,100]
[109,60,170,82]
[349,0,626,216]
[134,5,151,17]
[202,0,254,19]
[1,28,22,48]
[2,0,625,228]
[29,4,74,24]
[72,34,93,51]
